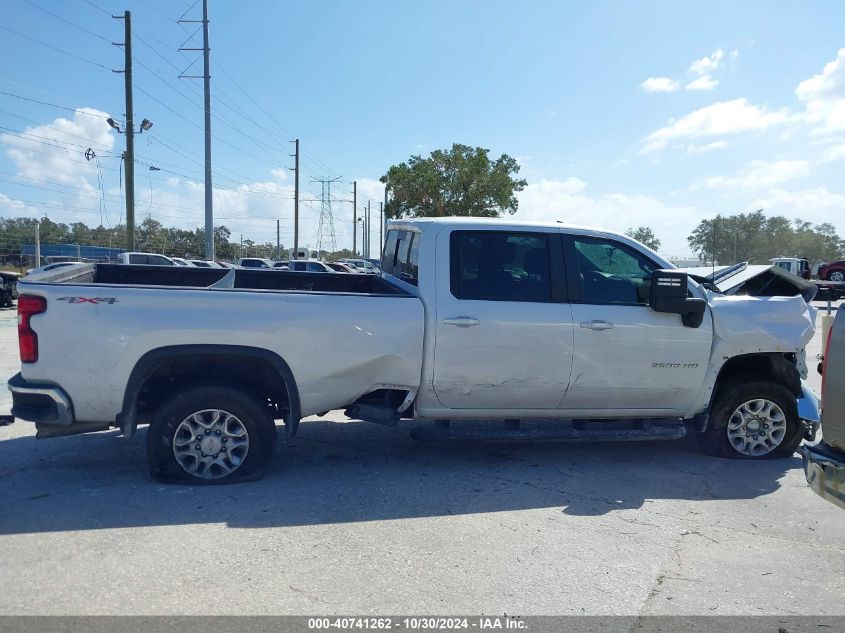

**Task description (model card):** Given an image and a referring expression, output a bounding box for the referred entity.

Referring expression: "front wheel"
[147,382,277,484]
[698,381,803,459]
[828,270,845,282]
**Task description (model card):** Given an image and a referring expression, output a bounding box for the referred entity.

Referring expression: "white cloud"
[641,48,737,97]
[796,48,845,133]
[685,76,719,91]
[269,168,289,181]
[688,49,725,76]
[686,140,729,155]
[822,144,845,162]
[701,160,810,191]
[514,178,697,254]
[640,77,680,93]
[641,98,791,153]
[0,192,38,216]
[0,108,115,187]
[748,186,845,227]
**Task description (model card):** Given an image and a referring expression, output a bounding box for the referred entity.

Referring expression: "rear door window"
[450,231,551,302]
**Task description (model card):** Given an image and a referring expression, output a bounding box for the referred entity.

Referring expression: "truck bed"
[46,264,409,296]
[17,263,424,425]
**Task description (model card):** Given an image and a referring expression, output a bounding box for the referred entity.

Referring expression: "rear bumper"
[8,372,75,426]
[800,442,845,510]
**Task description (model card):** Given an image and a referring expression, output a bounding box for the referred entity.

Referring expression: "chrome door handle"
[580,320,614,331]
[443,316,480,327]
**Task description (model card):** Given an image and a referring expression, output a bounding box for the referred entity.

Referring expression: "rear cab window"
[382,229,420,286]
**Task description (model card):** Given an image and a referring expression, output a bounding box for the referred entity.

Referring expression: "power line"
[77,0,112,18]
[23,0,114,43]
[0,124,115,154]
[212,59,337,176]
[0,90,113,119]
[0,25,114,71]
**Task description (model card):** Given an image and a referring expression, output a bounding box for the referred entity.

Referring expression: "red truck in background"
[818,260,845,283]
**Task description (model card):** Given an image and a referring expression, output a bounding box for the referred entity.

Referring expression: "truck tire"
[829,270,845,282]
[698,380,803,459]
[147,382,277,484]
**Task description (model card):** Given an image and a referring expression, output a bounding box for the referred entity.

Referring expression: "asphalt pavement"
[0,302,843,616]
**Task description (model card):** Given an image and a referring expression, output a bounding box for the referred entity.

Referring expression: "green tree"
[625,226,661,251]
[380,143,527,219]
[687,210,844,265]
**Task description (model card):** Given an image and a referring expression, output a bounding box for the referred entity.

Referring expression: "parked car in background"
[116,252,175,266]
[801,309,845,508]
[237,258,274,269]
[0,270,20,307]
[272,261,290,270]
[339,258,378,274]
[771,257,811,280]
[818,259,845,282]
[189,260,222,268]
[171,257,196,267]
[25,262,86,276]
[326,262,354,273]
[288,259,333,272]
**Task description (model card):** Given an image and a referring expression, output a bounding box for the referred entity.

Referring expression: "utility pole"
[379,202,383,256]
[201,0,213,260]
[291,139,300,258]
[178,0,214,259]
[366,200,371,258]
[34,222,41,268]
[276,219,280,259]
[123,10,135,251]
[352,180,357,256]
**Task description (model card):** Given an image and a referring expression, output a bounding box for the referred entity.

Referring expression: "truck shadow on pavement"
[0,417,798,535]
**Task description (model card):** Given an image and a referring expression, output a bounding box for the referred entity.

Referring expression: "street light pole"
[123,10,135,251]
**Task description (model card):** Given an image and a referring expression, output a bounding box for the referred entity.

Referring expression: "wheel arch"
[118,345,301,439]
[712,352,802,404]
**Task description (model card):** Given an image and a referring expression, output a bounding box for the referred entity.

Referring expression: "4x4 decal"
[57,297,118,304]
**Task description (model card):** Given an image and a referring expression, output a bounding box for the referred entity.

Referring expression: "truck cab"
[117,252,175,266]
[771,257,811,280]
[237,257,274,269]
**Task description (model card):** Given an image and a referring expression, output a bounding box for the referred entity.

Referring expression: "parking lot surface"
[0,303,843,615]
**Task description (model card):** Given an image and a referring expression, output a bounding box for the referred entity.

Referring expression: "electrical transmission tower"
[312,177,341,255]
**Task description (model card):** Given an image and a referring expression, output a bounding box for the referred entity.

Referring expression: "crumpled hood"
[708,292,817,354]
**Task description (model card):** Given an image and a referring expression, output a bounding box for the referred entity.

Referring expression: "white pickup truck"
[9,218,821,484]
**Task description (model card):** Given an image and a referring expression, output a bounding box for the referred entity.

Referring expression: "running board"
[409,419,687,443]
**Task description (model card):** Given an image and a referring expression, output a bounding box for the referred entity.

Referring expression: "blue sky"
[1,0,844,256]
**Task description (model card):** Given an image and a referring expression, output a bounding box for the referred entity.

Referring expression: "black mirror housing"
[649,269,707,328]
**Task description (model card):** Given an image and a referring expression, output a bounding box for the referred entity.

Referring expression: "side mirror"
[649,269,707,328]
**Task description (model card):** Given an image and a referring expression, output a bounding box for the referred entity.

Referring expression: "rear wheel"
[829,270,845,282]
[698,380,803,459]
[147,382,276,484]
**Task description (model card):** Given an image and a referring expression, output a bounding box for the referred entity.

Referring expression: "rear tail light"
[18,295,47,363]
